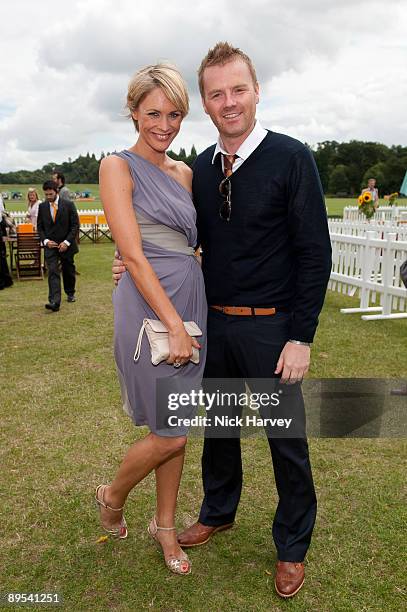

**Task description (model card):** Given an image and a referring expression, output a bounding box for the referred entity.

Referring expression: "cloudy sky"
[1,0,406,171]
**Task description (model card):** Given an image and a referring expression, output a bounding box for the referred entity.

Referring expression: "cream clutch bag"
[133,318,202,366]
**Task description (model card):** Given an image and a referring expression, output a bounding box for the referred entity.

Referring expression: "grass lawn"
[325,197,358,216]
[1,244,406,611]
[2,184,101,213]
[2,184,358,217]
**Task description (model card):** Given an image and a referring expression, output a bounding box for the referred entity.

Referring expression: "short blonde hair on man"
[126,63,189,131]
[198,41,258,98]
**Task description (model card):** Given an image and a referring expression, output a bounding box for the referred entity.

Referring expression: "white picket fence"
[343,205,407,222]
[328,219,407,241]
[9,209,407,321]
[329,230,407,320]
[10,211,31,225]
[10,208,107,226]
[10,208,111,242]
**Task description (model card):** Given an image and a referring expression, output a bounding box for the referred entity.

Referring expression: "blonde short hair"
[198,41,258,98]
[126,63,189,131]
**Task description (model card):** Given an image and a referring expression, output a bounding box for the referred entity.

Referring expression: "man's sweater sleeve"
[286,146,332,343]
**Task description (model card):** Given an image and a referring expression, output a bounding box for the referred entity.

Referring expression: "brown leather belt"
[210,305,276,316]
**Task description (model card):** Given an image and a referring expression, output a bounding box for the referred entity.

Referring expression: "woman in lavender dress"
[95,64,207,575]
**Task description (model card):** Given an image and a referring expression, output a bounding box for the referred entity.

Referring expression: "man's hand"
[112,251,126,285]
[58,242,68,253]
[275,342,310,384]
[46,240,59,248]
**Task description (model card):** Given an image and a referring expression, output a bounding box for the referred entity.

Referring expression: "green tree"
[362,164,386,194]
[382,156,407,194]
[167,146,197,167]
[328,164,351,195]
[1,142,406,187]
[313,141,340,192]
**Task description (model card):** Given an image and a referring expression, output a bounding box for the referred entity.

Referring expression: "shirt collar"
[211,120,268,164]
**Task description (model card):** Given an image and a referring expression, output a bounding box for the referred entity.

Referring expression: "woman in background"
[26,188,41,230]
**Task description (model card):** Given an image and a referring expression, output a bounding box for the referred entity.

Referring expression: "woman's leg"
[153,446,186,559]
[98,433,186,530]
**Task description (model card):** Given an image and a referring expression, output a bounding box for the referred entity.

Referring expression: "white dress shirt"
[44,196,70,246]
[48,194,60,220]
[211,120,268,173]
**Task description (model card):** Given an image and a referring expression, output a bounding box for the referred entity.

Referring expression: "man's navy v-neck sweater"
[192,130,332,343]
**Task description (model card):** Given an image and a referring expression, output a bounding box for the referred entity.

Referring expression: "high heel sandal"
[95,484,128,539]
[148,516,191,575]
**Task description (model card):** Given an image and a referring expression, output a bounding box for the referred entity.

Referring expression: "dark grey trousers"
[45,248,76,304]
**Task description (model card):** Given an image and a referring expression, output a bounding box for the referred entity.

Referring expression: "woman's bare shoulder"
[175,160,193,177]
[100,154,128,171]
[100,154,133,182]
[173,160,193,192]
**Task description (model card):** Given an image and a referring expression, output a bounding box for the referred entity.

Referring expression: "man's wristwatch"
[288,339,311,347]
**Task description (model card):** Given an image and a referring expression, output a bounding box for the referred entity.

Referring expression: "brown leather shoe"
[274,561,305,598]
[177,521,234,548]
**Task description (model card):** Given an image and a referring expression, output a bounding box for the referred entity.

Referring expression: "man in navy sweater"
[113,43,331,598]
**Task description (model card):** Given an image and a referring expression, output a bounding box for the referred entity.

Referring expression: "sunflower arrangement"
[357,191,376,219]
[383,192,398,205]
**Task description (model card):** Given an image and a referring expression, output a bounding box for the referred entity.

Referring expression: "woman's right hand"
[112,251,126,285]
[167,324,200,367]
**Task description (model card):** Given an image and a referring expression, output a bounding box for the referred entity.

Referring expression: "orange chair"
[78,214,97,242]
[96,213,112,242]
[17,223,34,233]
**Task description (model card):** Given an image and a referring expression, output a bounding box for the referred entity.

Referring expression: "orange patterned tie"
[51,203,57,221]
[222,154,236,177]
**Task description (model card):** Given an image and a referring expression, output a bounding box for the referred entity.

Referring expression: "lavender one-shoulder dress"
[112,151,207,436]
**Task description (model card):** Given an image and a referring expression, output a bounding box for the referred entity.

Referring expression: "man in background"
[37,180,79,311]
[52,172,81,274]
[52,172,71,200]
